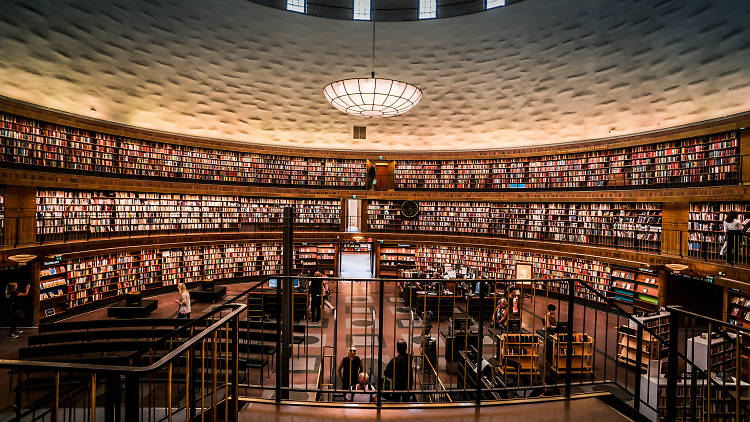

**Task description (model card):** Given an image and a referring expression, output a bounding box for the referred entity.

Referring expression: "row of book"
[728,289,750,328]
[0,112,366,187]
[379,244,614,304]
[40,242,343,316]
[688,202,750,260]
[368,200,662,251]
[35,189,341,239]
[45,243,285,310]
[395,132,738,190]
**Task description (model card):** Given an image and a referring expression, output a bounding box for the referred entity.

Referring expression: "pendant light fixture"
[323,15,422,117]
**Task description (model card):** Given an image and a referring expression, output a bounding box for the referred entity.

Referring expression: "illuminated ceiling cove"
[0,0,748,151]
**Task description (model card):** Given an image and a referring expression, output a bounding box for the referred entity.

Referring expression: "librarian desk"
[246,289,309,320]
[414,291,458,317]
[464,294,498,319]
[440,327,481,368]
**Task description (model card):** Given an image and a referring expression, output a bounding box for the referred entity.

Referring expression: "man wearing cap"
[338,345,362,389]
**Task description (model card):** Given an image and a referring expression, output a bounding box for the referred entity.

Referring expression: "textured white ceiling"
[0,0,748,151]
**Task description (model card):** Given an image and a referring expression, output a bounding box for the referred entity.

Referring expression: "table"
[107,299,158,318]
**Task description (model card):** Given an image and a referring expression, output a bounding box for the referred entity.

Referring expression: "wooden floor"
[237,397,632,421]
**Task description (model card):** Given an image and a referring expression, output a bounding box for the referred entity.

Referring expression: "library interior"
[0,0,749,421]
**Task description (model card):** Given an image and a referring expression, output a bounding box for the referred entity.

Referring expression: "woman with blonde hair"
[175,283,191,318]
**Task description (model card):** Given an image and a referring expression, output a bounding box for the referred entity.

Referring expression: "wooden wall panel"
[4,185,37,246]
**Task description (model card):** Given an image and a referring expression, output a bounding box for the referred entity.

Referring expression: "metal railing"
[662,306,750,421]
[0,275,742,421]
[4,215,750,269]
[0,294,255,422]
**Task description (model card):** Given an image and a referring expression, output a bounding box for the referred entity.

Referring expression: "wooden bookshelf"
[39,257,67,318]
[367,200,662,252]
[609,266,637,305]
[0,190,4,240]
[640,372,750,421]
[608,265,660,310]
[727,288,750,329]
[549,332,594,375]
[633,269,660,310]
[496,332,541,376]
[614,312,670,373]
[0,112,366,188]
[41,242,284,319]
[616,327,664,372]
[36,189,342,241]
[294,243,335,276]
[377,243,611,304]
[688,201,750,262]
[395,131,739,191]
[378,246,416,278]
[687,332,738,376]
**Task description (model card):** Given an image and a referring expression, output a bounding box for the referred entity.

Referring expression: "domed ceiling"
[0,0,748,151]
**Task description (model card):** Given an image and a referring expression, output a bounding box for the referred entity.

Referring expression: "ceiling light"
[323,18,422,117]
[324,78,422,117]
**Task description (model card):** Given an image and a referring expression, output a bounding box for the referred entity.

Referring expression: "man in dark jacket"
[384,339,412,401]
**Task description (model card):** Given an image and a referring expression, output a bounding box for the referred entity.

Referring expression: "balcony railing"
[2,275,743,420]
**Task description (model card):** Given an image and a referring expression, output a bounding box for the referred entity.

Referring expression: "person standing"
[309,272,323,322]
[545,304,557,330]
[510,288,522,320]
[175,282,191,318]
[384,339,413,402]
[544,303,558,362]
[724,211,745,265]
[367,165,376,190]
[6,281,29,338]
[322,273,335,311]
[337,346,362,389]
[493,298,509,332]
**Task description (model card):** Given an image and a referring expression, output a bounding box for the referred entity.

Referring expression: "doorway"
[345,199,361,233]
[374,163,391,191]
[339,246,373,279]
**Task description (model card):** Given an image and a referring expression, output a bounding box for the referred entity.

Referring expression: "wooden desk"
[440,328,481,365]
[414,292,457,317]
[464,295,498,320]
[246,289,308,320]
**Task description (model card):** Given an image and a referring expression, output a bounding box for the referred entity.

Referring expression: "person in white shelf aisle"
[721,211,747,265]
[175,282,191,318]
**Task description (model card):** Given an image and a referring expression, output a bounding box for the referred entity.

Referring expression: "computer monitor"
[268,278,278,289]
[508,319,521,332]
[294,279,300,288]
[451,314,471,331]
[555,321,570,334]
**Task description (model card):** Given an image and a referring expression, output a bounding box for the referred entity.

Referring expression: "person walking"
[175,282,191,318]
[309,272,323,322]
